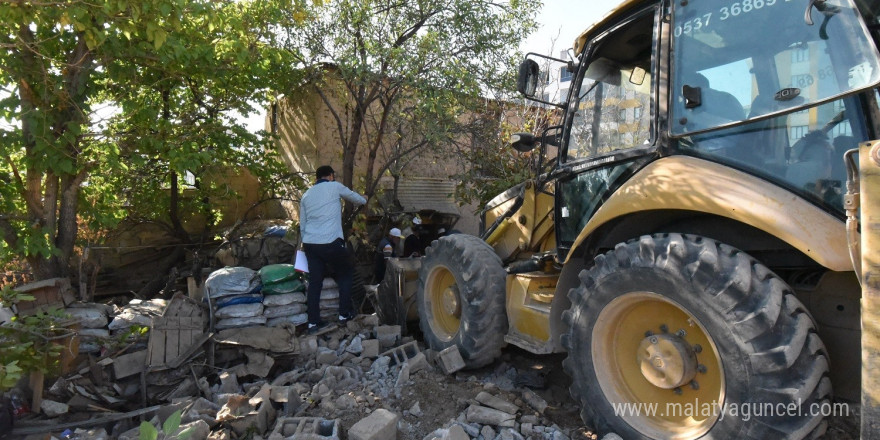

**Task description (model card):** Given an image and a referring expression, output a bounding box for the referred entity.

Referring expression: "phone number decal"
[674,0,792,37]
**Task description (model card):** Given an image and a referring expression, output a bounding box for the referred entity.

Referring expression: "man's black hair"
[316,165,335,180]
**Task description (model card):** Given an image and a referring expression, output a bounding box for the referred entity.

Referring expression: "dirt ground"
[296,345,588,440]
[296,340,859,440]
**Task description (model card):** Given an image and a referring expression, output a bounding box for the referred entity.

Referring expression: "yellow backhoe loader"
[376,0,880,438]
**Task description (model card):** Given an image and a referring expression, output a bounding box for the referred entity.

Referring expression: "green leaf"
[153,29,167,50]
[177,426,195,440]
[162,409,182,435]
[139,421,158,440]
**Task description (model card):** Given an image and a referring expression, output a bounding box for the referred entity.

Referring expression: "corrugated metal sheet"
[381,178,460,215]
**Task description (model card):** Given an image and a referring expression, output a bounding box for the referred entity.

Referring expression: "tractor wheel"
[562,234,830,440]
[417,234,507,368]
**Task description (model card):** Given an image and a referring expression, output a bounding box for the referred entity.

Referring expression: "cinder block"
[379,341,421,367]
[438,346,465,374]
[348,408,400,440]
[269,417,340,440]
[362,339,380,358]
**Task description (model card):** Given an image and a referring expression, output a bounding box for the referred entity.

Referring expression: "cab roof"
[574,0,650,53]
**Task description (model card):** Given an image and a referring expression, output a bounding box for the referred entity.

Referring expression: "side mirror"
[517,59,541,97]
[508,132,537,152]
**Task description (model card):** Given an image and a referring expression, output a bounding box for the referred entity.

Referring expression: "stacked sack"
[259,264,308,327]
[319,278,340,321]
[66,303,112,354]
[205,267,265,330]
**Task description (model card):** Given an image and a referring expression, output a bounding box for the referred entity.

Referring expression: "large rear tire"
[562,234,830,439]
[417,234,507,369]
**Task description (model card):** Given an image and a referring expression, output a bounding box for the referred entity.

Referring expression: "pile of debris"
[4,275,622,440]
[7,298,618,440]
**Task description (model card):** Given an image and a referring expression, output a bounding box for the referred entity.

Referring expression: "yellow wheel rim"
[592,292,725,439]
[425,265,461,341]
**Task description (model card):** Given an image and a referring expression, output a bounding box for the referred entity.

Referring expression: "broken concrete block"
[40,399,69,417]
[481,426,496,440]
[443,424,469,440]
[178,420,211,440]
[408,401,422,417]
[112,350,147,379]
[183,398,221,428]
[216,385,277,436]
[269,417,340,440]
[362,339,379,358]
[407,352,429,372]
[457,423,480,438]
[520,415,539,425]
[361,314,380,328]
[396,363,411,389]
[521,389,548,414]
[424,349,438,366]
[437,346,465,374]
[348,408,400,440]
[300,336,318,355]
[499,427,525,440]
[233,351,275,378]
[219,372,241,394]
[475,391,519,415]
[346,336,363,354]
[316,348,338,365]
[335,394,358,410]
[465,405,516,428]
[376,325,401,348]
[370,356,391,376]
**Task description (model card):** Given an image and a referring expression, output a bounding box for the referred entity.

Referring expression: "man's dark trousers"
[303,238,354,324]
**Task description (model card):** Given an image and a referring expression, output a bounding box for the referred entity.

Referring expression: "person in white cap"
[373,227,402,283]
[403,216,426,257]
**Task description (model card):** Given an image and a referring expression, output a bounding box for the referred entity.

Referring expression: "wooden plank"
[166,332,212,369]
[166,326,180,361]
[112,350,147,379]
[11,404,163,435]
[29,371,44,414]
[147,317,166,366]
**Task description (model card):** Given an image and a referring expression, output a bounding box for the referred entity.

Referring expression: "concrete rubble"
[4,272,607,440]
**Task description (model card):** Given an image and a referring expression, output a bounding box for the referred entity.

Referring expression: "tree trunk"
[15,25,94,280]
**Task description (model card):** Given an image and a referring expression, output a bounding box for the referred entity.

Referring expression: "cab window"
[671,0,880,136]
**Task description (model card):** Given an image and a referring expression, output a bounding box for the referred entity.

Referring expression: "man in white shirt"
[300,165,366,335]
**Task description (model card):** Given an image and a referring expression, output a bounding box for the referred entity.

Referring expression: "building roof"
[378,177,460,216]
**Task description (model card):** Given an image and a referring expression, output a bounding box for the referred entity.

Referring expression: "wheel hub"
[441,286,460,317]
[636,333,698,389]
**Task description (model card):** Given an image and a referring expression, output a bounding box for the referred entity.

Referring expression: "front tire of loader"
[562,234,831,440]
[417,234,507,369]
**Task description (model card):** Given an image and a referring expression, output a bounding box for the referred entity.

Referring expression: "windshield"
[671,0,880,136]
